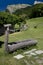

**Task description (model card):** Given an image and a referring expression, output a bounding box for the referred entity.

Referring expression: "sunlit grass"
[0,17,43,65]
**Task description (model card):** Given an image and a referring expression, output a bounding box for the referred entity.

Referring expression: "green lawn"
[0,17,43,65]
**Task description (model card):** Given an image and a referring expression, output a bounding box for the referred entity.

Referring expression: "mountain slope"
[6,4,31,13]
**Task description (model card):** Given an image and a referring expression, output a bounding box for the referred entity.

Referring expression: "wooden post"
[4,24,11,53]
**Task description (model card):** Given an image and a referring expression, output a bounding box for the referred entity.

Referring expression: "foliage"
[30,4,43,18]
[0,12,26,27]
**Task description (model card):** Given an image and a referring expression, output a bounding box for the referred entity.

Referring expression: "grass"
[0,17,43,65]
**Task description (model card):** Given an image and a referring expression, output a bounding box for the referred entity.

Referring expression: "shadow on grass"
[0,41,4,48]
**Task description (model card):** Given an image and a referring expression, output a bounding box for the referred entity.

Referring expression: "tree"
[0,12,26,31]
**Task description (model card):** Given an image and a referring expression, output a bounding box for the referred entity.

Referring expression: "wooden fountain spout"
[4,24,37,53]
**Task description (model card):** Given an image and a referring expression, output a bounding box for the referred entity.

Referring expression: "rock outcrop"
[6,4,31,14]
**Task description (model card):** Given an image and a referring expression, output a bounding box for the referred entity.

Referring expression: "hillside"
[5,3,43,19]
[14,6,31,17]
[14,3,43,18]
[0,17,43,46]
[6,4,31,14]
